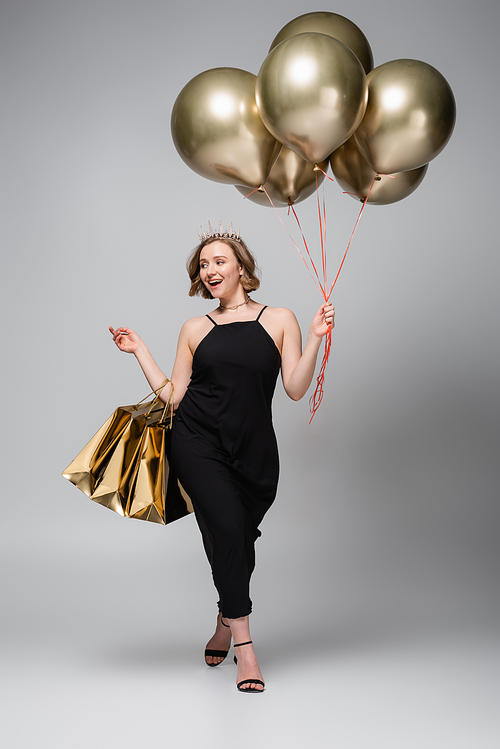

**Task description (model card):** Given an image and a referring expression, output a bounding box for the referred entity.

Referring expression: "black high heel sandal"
[234,641,265,693]
[204,615,231,667]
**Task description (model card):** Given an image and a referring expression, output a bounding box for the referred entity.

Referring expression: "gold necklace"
[219,295,250,311]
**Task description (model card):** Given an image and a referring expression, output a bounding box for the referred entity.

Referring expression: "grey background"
[1,0,499,746]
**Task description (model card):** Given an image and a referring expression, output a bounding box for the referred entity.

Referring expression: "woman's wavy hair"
[187,235,261,299]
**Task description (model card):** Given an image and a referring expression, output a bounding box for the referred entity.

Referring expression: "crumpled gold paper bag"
[62,388,193,525]
[124,408,193,525]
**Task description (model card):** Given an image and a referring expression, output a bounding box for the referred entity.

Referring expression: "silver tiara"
[198,221,241,243]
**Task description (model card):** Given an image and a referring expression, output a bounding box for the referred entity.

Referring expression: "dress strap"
[206,314,217,326]
[256,306,268,321]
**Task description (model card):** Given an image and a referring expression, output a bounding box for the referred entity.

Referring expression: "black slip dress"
[170,306,281,618]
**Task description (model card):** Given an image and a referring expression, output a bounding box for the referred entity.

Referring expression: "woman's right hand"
[109,326,143,355]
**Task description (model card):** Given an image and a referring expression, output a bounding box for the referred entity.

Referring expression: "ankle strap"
[234,641,252,647]
[221,618,230,628]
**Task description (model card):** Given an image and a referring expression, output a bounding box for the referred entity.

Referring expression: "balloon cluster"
[171,11,456,207]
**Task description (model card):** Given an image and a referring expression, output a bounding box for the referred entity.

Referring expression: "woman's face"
[199,241,243,298]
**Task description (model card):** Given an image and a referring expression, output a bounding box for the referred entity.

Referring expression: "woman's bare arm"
[109,323,194,409]
[279,302,335,401]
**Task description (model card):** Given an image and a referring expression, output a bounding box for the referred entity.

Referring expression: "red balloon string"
[306,172,332,422]
[241,176,376,421]
[316,172,328,293]
[242,186,266,198]
[289,202,326,296]
[313,164,335,182]
[309,326,332,423]
[309,177,377,421]
[259,185,326,296]
[326,177,376,300]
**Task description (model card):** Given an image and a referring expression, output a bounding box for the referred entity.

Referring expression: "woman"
[109,224,334,693]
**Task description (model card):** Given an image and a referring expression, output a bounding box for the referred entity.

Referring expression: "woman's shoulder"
[178,314,215,355]
[181,313,212,330]
[262,305,298,325]
[178,314,213,340]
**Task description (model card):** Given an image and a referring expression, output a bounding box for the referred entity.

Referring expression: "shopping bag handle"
[134,378,175,429]
[134,378,170,408]
[156,382,175,429]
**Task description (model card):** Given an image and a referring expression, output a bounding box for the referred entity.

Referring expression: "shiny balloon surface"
[269,11,373,74]
[235,148,327,207]
[256,33,368,164]
[330,136,428,205]
[354,59,456,174]
[171,67,281,187]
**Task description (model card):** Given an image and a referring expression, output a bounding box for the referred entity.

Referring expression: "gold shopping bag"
[62,384,193,525]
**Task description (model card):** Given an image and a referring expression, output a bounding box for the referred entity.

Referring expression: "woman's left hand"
[310,302,335,339]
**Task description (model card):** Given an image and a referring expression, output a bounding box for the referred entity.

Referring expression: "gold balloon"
[330,136,428,205]
[171,67,281,188]
[354,59,456,174]
[235,148,327,207]
[269,11,373,74]
[256,33,368,164]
